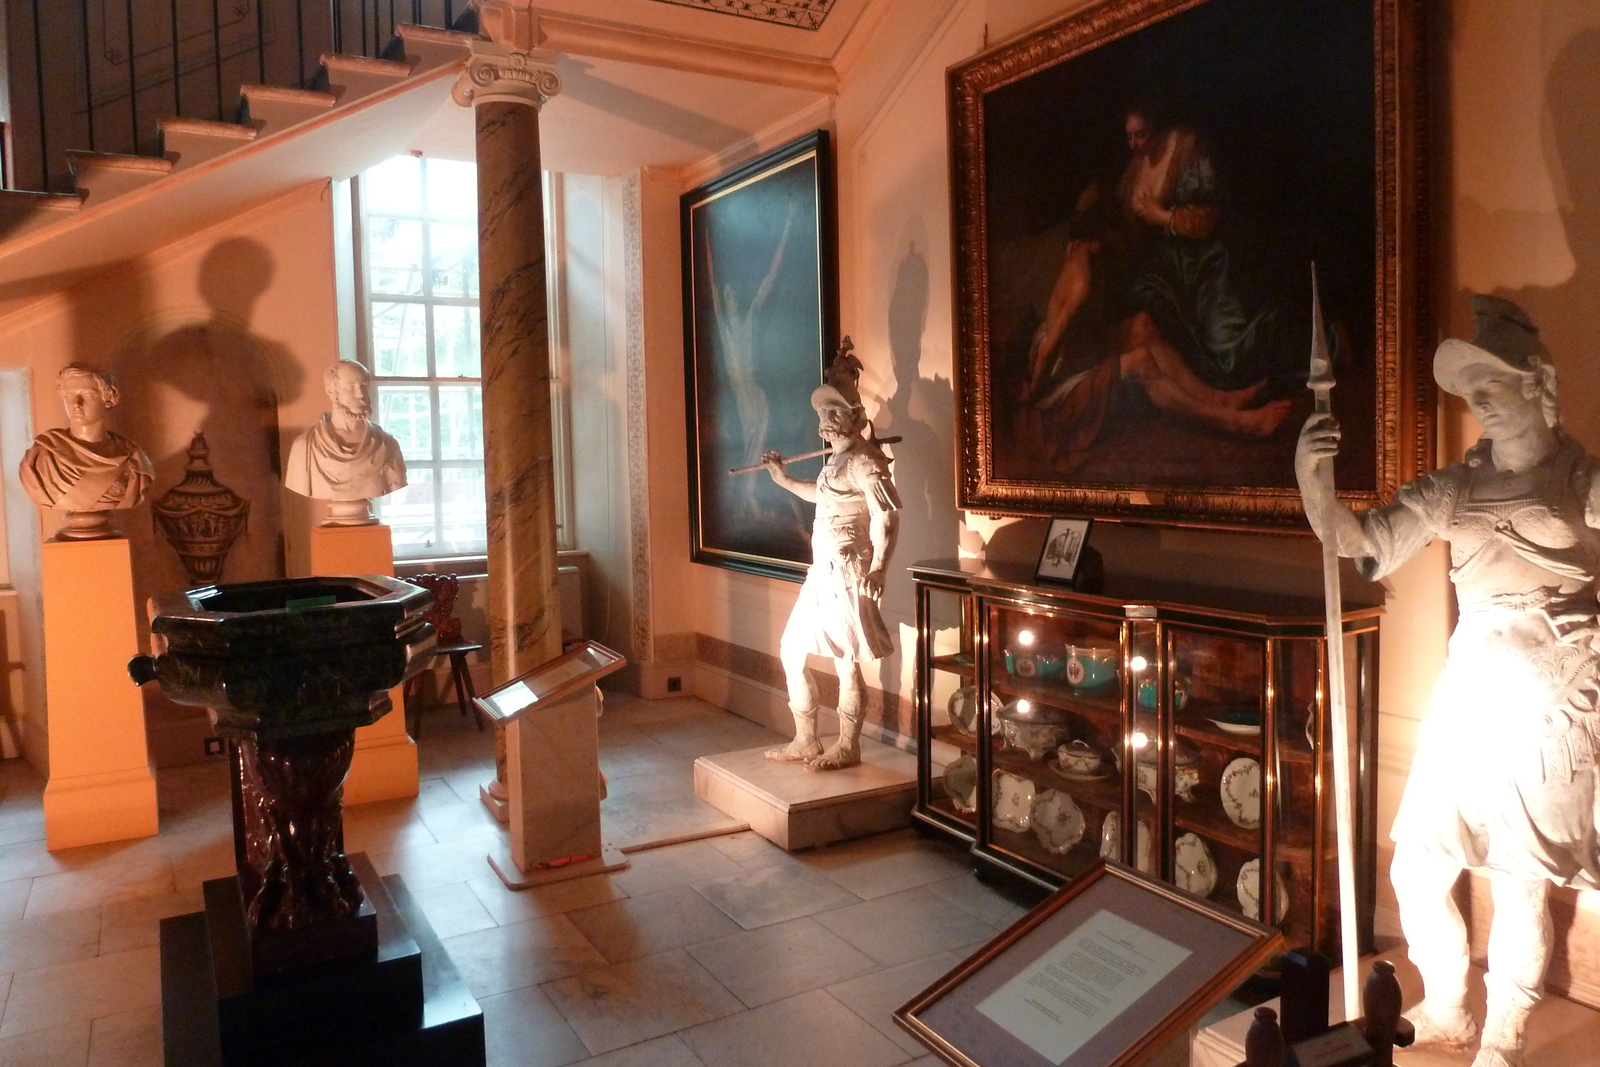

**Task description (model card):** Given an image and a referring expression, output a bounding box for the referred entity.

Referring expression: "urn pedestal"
[131,575,484,1066]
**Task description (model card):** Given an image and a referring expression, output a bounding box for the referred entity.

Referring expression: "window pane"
[426,158,477,221]
[377,386,434,462]
[379,469,438,557]
[370,303,429,377]
[364,155,423,216]
[434,306,481,378]
[437,467,488,555]
[430,222,478,298]
[367,217,425,296]
[438,386,483,460]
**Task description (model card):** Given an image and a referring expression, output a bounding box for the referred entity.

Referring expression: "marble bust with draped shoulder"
[20,362,153,540]
[285,360,406,526]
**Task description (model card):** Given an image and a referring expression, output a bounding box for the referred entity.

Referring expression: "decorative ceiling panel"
[645,0,835,31]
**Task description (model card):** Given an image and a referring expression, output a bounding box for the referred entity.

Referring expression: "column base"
[44,764,158,851]
[478,782,510,823]
[487,844,628,891]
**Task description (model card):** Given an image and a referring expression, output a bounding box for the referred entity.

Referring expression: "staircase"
[0,22,478,318]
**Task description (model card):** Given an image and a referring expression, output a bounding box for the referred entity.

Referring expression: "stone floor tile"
[0,812,43,850]
[369,835,505,893]
[703,830,785,868]
[440,914,607,999]
[86,1004,161,1067]
[686,915,878,1008]
[680,988,911,1067]
[692,860,862,931]
[481,983,589,1067]
[607,840,743,899]
[566,884,743,964]
[0,909,103,975]
[413,881,499,940]
[98,886,205,954]
[542,949,742,1055]
[0,884,28,928]
[800,830,971,900]
[0,974,10,1013]
[0,1018,89,1067]
[0,946,160,1039]
[342,798,437,853]
[22,859,174,920]
[825,948,972,1056]
[813,886,996,968]
[413,780,506,844]
[468,871,627,927]
[923,871,1038,931]
[567,1034,705,1067]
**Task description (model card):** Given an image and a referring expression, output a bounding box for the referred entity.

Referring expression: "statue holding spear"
[1296,294,1600,1067]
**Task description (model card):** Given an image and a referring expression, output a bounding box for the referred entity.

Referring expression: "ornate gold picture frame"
[949,0,1430,529]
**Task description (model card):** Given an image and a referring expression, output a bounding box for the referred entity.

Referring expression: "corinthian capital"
[452,39,562,110]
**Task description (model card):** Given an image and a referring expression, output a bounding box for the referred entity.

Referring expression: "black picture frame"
[1035,516,1094,585]
[949,0,1431,530]
[682,129,839,581]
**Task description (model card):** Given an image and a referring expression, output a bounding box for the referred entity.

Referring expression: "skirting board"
[691,661,906,751]
[694,739,916,851]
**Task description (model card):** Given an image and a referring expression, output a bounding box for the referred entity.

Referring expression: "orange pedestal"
[308,524,418,804]
[41,538,158,850]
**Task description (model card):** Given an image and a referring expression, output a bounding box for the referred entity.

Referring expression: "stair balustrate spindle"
[125,0,139,155]
[170,0,181,120]
[258,0,267,85]
[32,0,47,188]
[212,0,223,121]
[297,0,308,90]
[79,0,95,154]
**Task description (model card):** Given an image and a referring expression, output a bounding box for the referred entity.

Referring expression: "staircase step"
[318,53,415,104]
[388,24,478,73]
[65,150,174,206]
[237,84,338,137]
[159,117,258,172]
[0,190,85,241]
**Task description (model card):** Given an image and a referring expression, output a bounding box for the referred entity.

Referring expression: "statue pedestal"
[41,538,157,849]
[308,524,418,804]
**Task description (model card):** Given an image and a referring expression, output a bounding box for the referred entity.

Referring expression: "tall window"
[359,155,486,558]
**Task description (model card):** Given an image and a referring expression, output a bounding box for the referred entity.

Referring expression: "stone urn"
[130,574,434,975]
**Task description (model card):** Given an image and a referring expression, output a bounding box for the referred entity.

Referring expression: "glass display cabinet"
[912,557,1382,961]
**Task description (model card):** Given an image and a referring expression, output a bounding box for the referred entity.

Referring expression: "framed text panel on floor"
[895,861,1281,1067]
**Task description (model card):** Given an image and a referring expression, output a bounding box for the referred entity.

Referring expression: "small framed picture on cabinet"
[1035,517,1093,585]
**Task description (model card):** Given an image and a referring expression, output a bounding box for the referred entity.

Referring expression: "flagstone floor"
[0,692,1042,1066]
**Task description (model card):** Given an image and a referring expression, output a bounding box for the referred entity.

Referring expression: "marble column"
[454,40,564,811]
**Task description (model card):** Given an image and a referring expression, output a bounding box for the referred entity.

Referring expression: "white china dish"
[946,686,1001,737]
[992,771,1036,833]
[942,753,977,813]
[1237,858,1290,923]
[1099,811,1152,873]
[1031,790,1087,854]
[1174,832,1218,897]
[1220,757,1262,829]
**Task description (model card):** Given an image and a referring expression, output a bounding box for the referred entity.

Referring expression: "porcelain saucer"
[947,686,1001,737]
[1237,858,1290,923]
[1099,811,1152,873]
[942,753,977,813]
[1220,757,1262,829]
[992,770,1035,833]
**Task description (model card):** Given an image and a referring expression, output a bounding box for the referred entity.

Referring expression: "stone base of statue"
[693,737,916,851]
[54,508,118,540]
[159,852,483,1066]
[323,497,377,526]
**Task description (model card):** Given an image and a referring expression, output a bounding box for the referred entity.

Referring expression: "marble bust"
[761,344,900,771]
[20,362,153,540]
[1296,295,1600,1067]
[285,360,406,526]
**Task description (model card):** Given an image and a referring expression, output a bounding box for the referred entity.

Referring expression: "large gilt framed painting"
[683,130,838,580]
[950,0,1430,528]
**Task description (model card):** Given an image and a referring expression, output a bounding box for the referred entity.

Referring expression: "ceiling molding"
[644,0,836,31]
[535,10,838,94]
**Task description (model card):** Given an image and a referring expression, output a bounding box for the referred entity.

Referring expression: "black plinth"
[160,853,484,1067]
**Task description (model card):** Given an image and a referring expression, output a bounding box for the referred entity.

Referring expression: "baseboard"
[690,662,905,750]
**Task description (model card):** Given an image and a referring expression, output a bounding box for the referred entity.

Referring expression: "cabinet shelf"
[911,556,1380,965]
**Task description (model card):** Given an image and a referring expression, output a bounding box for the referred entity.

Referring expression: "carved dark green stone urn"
[130,575,434,976]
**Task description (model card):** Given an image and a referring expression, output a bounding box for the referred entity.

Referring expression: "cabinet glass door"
[918,583,978,837]
[983,599,1123,882]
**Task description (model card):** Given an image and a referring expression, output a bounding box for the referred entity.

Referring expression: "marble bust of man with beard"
[285,360,407,526]
[20,362,153,540]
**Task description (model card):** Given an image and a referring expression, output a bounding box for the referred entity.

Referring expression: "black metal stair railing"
[6,0,472,194]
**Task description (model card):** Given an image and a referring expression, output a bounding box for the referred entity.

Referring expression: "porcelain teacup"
[1066,644,1118,691]
[1137,675,1190,711]
[1057,739,1103,775]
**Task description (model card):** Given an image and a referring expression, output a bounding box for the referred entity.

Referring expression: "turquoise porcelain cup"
[1065,644,1118,691]
[1137,675,1190,710]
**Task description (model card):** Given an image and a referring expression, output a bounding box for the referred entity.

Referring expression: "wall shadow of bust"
[111,237,304,765]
